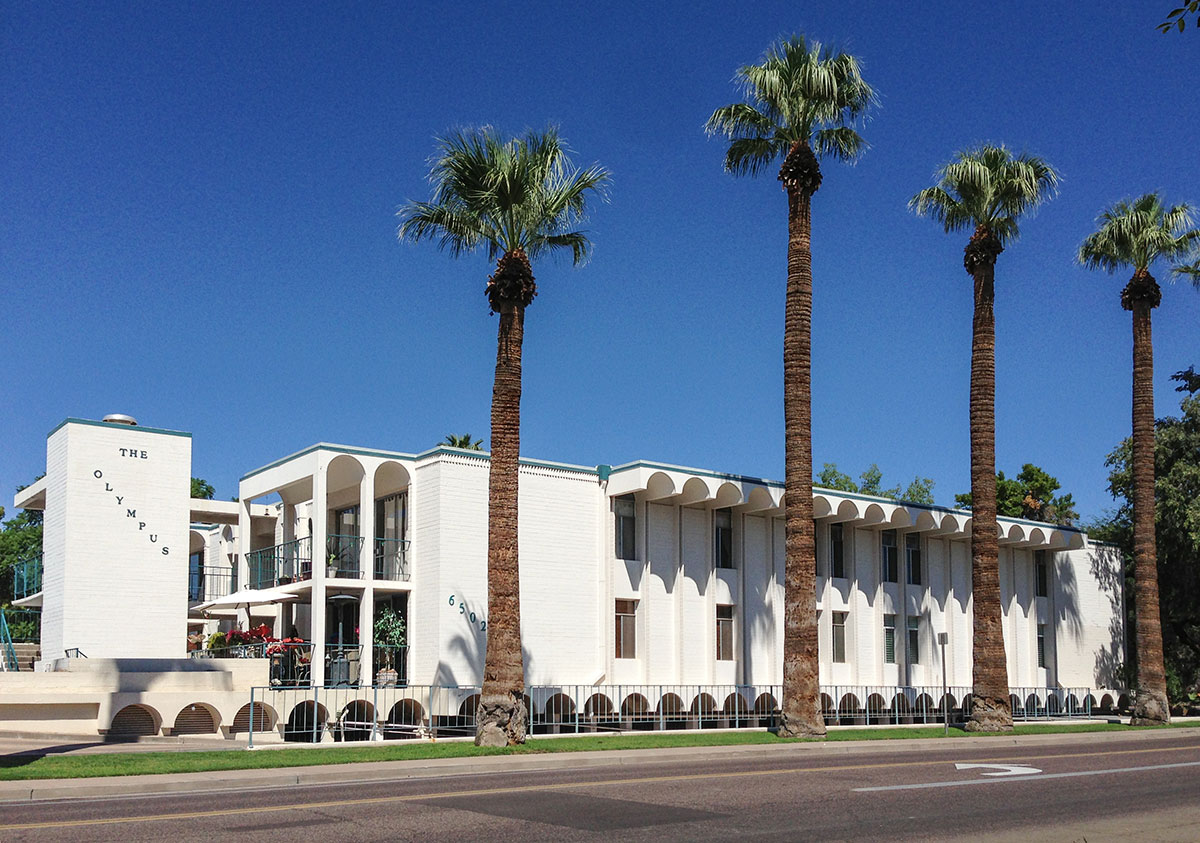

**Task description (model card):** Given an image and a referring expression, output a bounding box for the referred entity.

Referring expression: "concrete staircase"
[9,643,40,671]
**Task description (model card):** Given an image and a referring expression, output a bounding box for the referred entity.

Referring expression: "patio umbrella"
[194,587,299,625]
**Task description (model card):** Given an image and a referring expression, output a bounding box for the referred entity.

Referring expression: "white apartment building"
[1,415,1126,739]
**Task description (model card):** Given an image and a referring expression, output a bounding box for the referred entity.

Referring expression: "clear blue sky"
[2,1,1197,524]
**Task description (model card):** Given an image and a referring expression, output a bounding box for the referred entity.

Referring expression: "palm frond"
[911,144,1060,244]
[708,33,876,177]
[396,125,610,271]
[1079,193,1200,275]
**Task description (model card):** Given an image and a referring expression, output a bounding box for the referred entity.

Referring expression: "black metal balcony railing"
[374,538,411,581]
[249,537,313,589]
[372,644,408,685]
[188,567,236,603]
[14,554,43,600]
[2,608,40,644]
[326,534,365,579]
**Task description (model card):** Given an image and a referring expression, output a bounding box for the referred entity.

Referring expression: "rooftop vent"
[102,413,138,426]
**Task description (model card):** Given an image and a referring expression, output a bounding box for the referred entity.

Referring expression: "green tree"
[442,433,484,450]
[1094,370,1200,706]
[901,477,936,506]
[707,34,875,739]
[857,464,901,499]
[190,477,215,500]
[398,126,609,746]
[1159,2,1200,32]
[911,144,1060,732]
[1079,192,1199,725]
[955,464,1078,525]
[815,463,858,493]
[0,481,45,606]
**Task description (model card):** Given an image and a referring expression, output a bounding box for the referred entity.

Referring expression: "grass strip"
[0,721,1192,781]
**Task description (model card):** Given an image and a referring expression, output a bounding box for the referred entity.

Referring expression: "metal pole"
[249,687,255,750]
[938,632,948,736]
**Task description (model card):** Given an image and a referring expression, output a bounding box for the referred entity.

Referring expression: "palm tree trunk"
[777,143,825,739]
[1128,285,1169,725]
[964,226,1012,732]
[476,298,528,746]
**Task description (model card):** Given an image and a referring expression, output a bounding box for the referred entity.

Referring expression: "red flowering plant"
[266,637,305,656]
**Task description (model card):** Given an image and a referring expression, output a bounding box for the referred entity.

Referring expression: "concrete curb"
[1,726,1195,803]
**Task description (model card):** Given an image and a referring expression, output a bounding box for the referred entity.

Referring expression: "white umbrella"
[194,587,299,624]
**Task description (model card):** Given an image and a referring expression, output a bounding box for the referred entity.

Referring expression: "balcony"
[374,538,411,581]
[249,537,313,589]
[326,534,365,579]
[188,566,237,603]
[13,554,42,600]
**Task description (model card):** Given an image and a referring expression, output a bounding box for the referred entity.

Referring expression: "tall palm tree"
[707,35,876,738]
[910,145,1059,732]
[398,127,609,746]
[1078,193,1199,726]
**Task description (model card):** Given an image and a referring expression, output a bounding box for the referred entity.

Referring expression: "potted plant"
[326,550,340,578]
[374,606,406,686]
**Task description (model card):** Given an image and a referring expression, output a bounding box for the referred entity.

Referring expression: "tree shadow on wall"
[1090,543,1127,689]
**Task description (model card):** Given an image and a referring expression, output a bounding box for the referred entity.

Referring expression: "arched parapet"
[712,481,743,509]
[189,530,206,555]
[170,702,220,736]
[887,506,912,529]
[677,477,714,507]
[585,693,615,721]
[644,471,677,501]
[722,692,750,717]
[1000,523,1027,545]
[862,503,888,527]
[326,453,366,496]
[230,701,277,735]
[108,704,162,737]
[1048,530,1071,550]
[656,692,684,717]
[690,693,718,719]
[285,701,329,742]
[621,693,651,720]
[743,486,779,514]
[1026,527,1047,547]
[373,460,411,497]
[913,511,939,532]
[543,694,577,723]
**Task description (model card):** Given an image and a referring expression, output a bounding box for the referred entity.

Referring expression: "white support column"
[359,472,375,684]
[238,497,253,594]
[310,459,328,687]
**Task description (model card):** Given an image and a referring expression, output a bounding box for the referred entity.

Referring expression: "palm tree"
[398,127,609,746]
[707,34,876,738]
[910,145,1059,732]
[1078,193,1199,726]
[442,433,484,450]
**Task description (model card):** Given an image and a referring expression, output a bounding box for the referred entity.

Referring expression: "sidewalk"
[1,724,1195,803]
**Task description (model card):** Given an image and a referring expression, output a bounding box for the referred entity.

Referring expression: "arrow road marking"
[854,759,1200,792]
[954,762,1042,777]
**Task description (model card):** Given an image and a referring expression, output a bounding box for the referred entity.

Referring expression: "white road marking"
[854,760,1200,792]
[954,763,1043,777]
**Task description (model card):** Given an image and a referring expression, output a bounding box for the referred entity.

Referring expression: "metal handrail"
[0,611,18,671]
[326,534,365,578]
[373,538,411,581]
[248,536,313,589]
[13,554,43,600]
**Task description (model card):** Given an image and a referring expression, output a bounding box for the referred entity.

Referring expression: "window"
[1035,550,1048,598]
[883,614,896,664]
[615,599,637,659]
[832,611,847,663]
[830,523,846,579]
[881,530,898,583]
[188,550,204,602]
[615,496,636,560]
[716,605,735,660]
[905,533,922,585]
[907,617,920,664]
[714,509,734,569]
[1037,623,1047,669]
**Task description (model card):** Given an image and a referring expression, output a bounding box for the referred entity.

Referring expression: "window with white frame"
[714,508,734,569]
[881,530,898,583]
[716,605,735,660]
[1037,623,1047,669]
[883,614,896,664]
[615,599,637,659]
[830,523,846,579]
[615,495,636,561]
[1035,549,1049,598]
[907,616,920,664]
[905,533,922,585]
[832,611,848,663]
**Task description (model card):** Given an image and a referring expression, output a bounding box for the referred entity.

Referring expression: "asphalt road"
[2,732,1198,841]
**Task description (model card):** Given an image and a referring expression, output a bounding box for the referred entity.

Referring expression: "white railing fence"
[247,683,1119,746]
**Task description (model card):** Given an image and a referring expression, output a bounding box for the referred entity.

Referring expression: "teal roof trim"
[48,418,191,439]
